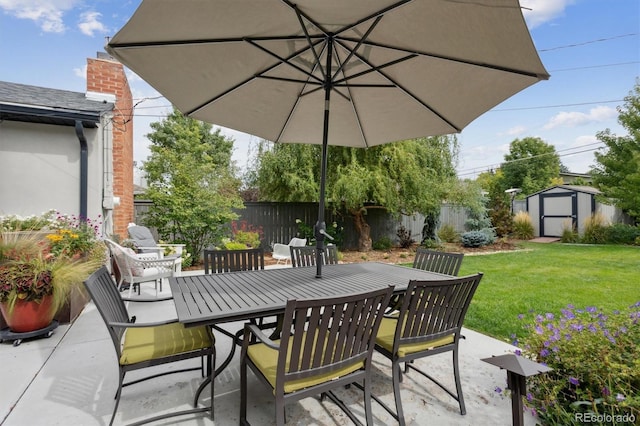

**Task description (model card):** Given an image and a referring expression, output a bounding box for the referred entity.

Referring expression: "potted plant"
[0,212,106,332]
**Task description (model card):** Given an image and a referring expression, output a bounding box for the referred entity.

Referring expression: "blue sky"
[1,0,638,179]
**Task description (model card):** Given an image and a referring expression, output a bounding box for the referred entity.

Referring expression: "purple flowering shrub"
[513,303,640,424]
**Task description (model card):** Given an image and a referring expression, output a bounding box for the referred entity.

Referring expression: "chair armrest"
[131,257,177,269]
[244,323,280,350]
[109,318,178,328]
[134,251,160,260]
[121,295,174,303]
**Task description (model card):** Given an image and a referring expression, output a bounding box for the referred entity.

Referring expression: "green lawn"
[455,242,640,343]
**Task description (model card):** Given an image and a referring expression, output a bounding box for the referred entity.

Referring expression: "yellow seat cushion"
[120,322,213,365]
[247,333,364,394]
[376,317,454,357]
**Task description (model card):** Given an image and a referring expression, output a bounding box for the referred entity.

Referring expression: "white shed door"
[540,192,576,237]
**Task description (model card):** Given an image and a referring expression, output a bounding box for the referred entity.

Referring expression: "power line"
[457,142,607,177]
[549,61,640,73]
[538,33,638,52]
[493,99,623,112]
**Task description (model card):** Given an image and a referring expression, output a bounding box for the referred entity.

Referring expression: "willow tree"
[142,108,243,257]
[256,136,460,251]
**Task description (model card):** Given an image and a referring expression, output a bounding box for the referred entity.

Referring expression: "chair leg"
[275,397,286,426]
[209,352,215,421]
[453,347,466,415]
[240,353,248,424]
[110,370,125,426]
[363,378,374,426]
[393,361,406,426]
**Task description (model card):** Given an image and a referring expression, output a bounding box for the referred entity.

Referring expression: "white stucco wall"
[0,119,111,230]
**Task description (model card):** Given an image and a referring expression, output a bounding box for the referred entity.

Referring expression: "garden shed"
[526,185,626,237]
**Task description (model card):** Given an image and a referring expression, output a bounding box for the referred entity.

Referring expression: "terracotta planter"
[0,295,55,333]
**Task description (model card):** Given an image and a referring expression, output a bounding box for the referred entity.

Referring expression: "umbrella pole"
[315,38,334,278]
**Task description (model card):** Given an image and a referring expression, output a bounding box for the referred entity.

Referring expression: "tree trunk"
[421,210,440,245]
[350,208,372,252]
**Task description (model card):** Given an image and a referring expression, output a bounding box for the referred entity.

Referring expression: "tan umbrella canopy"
[107,0,549,276]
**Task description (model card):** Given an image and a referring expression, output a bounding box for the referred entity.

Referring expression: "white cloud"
[73,64,86,79]
[520,0,576,29]
[503,125,527,137]
[572,135,598,147]
[0,0,79,33]
[78,11,107,37]
[544,106,618,129]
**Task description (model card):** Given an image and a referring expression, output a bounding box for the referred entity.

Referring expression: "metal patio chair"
[202,247,266,372]
[240,286,393,426]
[271,237,307,264]
[203,247,264,274]
[385,248,465,315]
[371,273,483,425]
[290,244,338,267]
[84,266,215,426]
[412,248,464,276]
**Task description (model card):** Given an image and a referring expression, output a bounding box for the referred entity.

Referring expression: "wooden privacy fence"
[134,201,470,251]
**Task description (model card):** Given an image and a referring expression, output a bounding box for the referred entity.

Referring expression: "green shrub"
[480,227,497,244]
[461,230,490,247]
[396,225,415,248]
[437,224,459,243]
[605,224,640,245]
[420,238,441,249]
[233,230,261,248]
[372,236,393,251]
[513,303,640,424]
[223,241,248,250]
[231,220,263,248]
[512,211,534,240]
[180,251,193,269]
[581,213,608,244]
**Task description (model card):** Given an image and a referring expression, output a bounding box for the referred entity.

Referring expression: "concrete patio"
[1,267,538,426]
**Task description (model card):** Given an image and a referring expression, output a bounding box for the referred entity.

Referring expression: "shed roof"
[526,185,601,198]
[0,81,114,127]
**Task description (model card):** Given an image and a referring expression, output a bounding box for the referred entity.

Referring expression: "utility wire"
[538,33,638,52]
[457,142,606,177]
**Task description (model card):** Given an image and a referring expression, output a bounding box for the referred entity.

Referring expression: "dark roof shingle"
[0,81,114,127]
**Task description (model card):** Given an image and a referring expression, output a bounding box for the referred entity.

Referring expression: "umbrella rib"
[293,6,327,82]
[245,39,324,85]
[338,36,548,79]
[274,41,331,144]
[186,38,325,116]
[107,34,321,49]
[332,54,418,86]
[331,15,383,81]
[338,38,461,132]
[280,0,415,41]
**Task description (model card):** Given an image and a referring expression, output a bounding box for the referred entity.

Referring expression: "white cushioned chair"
[127,223,185,273]
[105,239,177,298]
[271,237,307,264]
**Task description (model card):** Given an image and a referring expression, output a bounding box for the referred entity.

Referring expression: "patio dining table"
[169,262,450,329]
[167,262,453,419]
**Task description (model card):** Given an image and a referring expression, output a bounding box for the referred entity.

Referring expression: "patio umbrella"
[106,0,549,277]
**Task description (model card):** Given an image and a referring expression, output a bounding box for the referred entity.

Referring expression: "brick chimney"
[86,52,134,239]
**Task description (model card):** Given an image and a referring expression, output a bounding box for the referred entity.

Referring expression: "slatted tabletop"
[170,262,449,327]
